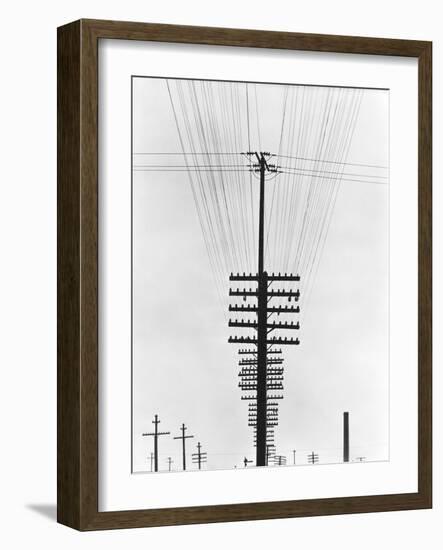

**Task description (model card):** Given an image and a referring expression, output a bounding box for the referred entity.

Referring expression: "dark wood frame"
[57,18,432,531]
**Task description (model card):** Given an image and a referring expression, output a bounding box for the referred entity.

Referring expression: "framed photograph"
[57,19,432,530]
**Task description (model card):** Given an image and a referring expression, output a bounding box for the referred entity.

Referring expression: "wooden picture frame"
[57,18,432,530]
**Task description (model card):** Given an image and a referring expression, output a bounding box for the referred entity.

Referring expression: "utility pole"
[167,457,173,471]
[228,151,301,467]
[192,442,207,470]
[173,422,194,471]
[343,411,349,463]
[273,455,287,466]
[148,452,154,472]
[307,451,319,465]
[142,414,170,472]
[266,444,275,466]
[292,449,297,465]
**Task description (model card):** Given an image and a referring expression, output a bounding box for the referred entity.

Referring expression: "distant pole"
[192,441,207,470]
[173,422,194,471]
[142,414,170,472]
[167,457,173,471]
[292,449,296,465]
[149,452,154,472]
[266,444,275,466]
[343,411,349,463]
[307,451,319,464]
[273,455,287,466]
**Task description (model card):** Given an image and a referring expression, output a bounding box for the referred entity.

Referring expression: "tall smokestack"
[343,411,349,462]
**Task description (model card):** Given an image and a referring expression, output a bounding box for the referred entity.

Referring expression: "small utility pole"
[173,422,194,471]
[307,451,319,465]
[266,444,275,466]
[149,452,154,472]
[343,411,349,463]
[142,414,170,472]
[167,457,173,472]
[192,442,207,470]
[292,449,297,465]
[273,455,287,466]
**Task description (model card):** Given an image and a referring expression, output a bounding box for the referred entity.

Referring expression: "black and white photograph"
[1,0,436,542]
[131,76,389,474]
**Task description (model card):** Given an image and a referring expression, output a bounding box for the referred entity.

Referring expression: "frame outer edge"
[57,20,82,529]
[79,18,100,530]
[57,18,433,530]
[417,42,432,508]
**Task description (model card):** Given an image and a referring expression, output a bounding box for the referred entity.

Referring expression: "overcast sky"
[131,76,389,474]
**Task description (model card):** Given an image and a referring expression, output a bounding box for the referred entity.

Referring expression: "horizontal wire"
[133,152,388,170]
[133,168,252,173]
[278,166,388,179]
[275,153,388,170]
[133,164,249,168]
[134,164,388,179]
[133,152,243,155]
[279,170,388,185]
[134,167,387,184]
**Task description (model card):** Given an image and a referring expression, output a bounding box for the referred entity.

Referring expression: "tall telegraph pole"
[228,152,301,466]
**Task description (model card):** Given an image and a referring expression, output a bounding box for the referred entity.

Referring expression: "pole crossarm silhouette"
[239,368,284,377]
[237,348,282,355]
[239,358,283,366]
[229,320,300,330]
[266,444,276,465]
[142,414,170,472]
[230,304,299,313]
[229,336,300,345]
[173,422,194,471]
[191,442,207,470]
[230,272,300,282]
[273,455,287,466]
[307,451,319,464]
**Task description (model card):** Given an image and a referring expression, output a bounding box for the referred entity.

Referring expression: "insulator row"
[248,407,279,413]
[238,367,284,374]
[229,288,257,295]
[238,371,283,381]
[266,289,300,298]
[229,272,259,281]
[248,423,278,428]
[239,358,283,365]
[239,377,283,384]
[239,384,283,390]
[238,348,282,354]
[267,321,300,329]
[229,336,300,345]
[229,319,300,329]
[229,271,300,281]
[267,305,300,313]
